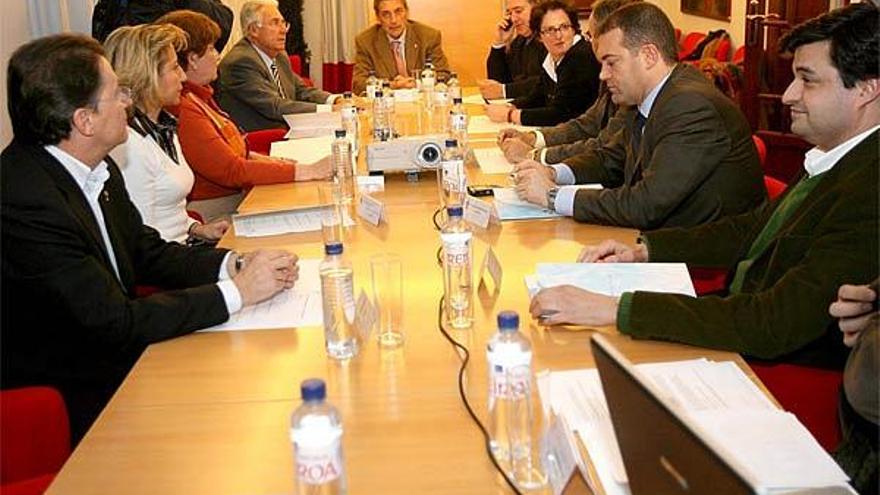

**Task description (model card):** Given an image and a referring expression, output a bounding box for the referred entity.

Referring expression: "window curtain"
[27,0,94,37]
[319,0,367,93]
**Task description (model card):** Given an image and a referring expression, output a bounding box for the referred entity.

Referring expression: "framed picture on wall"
[680,0,731,21]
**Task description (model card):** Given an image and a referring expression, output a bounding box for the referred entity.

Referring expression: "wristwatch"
[234,253,246,273]
[546,187,560,212]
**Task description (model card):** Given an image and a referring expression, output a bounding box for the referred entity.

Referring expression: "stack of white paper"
[524,262,697,298]
[270,135,334,163]
[537,359,853,495]
[468,115,537,135]
[473,147,513,174]
[283,112,341,138]
[202,259,323,331]
[233,207,355,237]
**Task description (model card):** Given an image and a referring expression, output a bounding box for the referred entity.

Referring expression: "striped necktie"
[391,40,407,77]
[270,61,286,99]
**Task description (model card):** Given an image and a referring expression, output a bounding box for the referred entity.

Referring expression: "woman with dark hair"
[158,10,332,221]
[485,0,600,126]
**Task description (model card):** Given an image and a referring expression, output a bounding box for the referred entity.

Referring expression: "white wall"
[1,2,33,147]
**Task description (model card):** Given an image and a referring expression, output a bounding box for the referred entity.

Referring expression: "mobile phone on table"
[468,185,499,197]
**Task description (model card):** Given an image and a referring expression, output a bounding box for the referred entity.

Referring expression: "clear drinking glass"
[370,253,404,348]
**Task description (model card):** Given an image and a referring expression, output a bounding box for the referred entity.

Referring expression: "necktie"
[632,111,647,153]
[391,40,407,77]
[270,62,286,99]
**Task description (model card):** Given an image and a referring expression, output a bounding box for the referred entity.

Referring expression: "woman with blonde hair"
[105,23,228,243]
[157,10,331,220]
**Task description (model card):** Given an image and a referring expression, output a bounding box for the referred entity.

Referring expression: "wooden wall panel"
[405,0,504,85]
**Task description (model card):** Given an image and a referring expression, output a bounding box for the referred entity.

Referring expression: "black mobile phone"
[468,185,499,197]
[501,17,513,31]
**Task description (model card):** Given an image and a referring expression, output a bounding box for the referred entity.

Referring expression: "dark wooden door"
[741,0,832,182]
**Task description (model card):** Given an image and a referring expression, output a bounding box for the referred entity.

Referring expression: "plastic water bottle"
[340,91,359,156]
[437,138,465,207]
[447,71,462,101]
[331,129,354,204]
[319,243,358,360]
[440,206,472,329]
[449,97,469,153]
[420,58,436,109]
[382,82,396,138]
[290,378,347,494]
[364,70,380,99]
[486,311,542,489]
[432,82,449,133]
[371,88,391,142]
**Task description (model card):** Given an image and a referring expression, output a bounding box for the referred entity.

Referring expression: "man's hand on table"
[232,249,299,306]
[530,285,620,327]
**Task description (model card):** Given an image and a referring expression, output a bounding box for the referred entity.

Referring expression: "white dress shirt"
[803,124,880,178]
[47,144,243,314]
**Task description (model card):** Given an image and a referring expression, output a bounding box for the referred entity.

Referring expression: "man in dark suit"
[479,0,545,100]
[513,3,765,229]
[530,3,879,369]
[218,1,339,131]
[497,0,641,165]
[1,34,298,444]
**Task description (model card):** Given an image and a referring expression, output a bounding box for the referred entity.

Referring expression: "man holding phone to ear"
[480,0,546,100]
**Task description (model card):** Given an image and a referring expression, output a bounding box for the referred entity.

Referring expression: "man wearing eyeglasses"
[352,0,451,94]
[2,34,299,445]
[218,0,341,131]
[479,0,546,100]
[513,2,765,229]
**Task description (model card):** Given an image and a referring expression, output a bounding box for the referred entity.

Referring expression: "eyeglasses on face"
[540,23,573,37]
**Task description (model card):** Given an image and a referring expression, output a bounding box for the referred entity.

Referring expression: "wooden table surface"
[48,101,767,495]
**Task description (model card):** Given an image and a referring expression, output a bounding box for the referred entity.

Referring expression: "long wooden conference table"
[48,100,770,494]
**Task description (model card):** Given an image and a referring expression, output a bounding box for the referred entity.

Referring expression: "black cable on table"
[435,295,523,495]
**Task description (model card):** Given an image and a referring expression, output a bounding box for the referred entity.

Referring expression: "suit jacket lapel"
[372,30,397,77]
[405,25,420,75]
[625,111,643,185]
[36,148,121,280]
[627,65,685,185]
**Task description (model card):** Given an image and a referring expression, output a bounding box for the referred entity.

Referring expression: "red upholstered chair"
[246,128,288,156]
[288,54,314,87]
[1,387,71,495]
[752,134,768,169]
[713,37,732,62]
[689,135,780,296]
[748,363,843,452]
[732,45,746,65]
[678,32,706,61]
[764,175,787,201]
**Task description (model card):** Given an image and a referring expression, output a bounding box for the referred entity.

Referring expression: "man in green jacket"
[529,2,879,368]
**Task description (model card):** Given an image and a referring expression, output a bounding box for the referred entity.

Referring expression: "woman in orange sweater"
[159,10,332,220]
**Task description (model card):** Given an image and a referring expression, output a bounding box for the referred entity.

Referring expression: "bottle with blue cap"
[340,91,359,155]
[290,378,347,494]
[440,205,472,329]
[438,138,465,207]
[331,129,354,205]
[448,97,469,153]
[319,243,358,360]
[487,310,541,488]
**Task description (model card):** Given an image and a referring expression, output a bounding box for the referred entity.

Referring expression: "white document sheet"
[468,115,537,135]
[524,262,696,298]
[270,135,334,163]
[202,259,323,332]
[283,112,341,138]
[492,187,562,220]
[233,207,355,237]
[687,410,851,492]
[460,94,513,105]
[474,147,513,174]
[539,360,853,494]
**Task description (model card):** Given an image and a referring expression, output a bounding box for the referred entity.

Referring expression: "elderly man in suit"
[218,0,340,131]
[530,3,879,369]
[351,0,450,94]
[513,2,765,230]
[1,34,298,444]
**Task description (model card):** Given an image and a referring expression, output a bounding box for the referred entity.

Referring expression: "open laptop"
[590,334,756,495]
